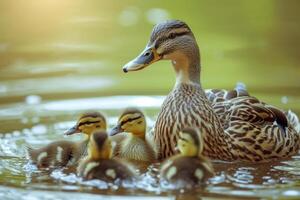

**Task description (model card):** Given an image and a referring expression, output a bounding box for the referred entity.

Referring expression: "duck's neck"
[128,132,145,141]
[170,41,201,87]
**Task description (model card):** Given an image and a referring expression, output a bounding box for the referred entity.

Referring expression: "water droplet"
[25,95,42,105]
[31,125,47,135]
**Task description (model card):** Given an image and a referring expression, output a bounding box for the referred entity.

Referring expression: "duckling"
[109,107,156,162]
[27,112,106,168]
[77,131,137,182]
[160,128,214,188]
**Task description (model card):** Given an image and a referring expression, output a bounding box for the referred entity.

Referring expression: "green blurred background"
[0,0,299,111]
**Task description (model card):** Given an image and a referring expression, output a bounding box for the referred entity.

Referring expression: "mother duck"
[122,20,300,162]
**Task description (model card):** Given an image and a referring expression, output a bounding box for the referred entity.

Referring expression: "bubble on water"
[12,130,21,137]
[283,190,300,196]
[81,179,109,190]
[23,162,38,172]
[281,96,288,104]
[23,195,40,200]
[210,173,226,184]
[4,133,12,139]
[31,125,47,135]
[25,95,42,105]
[146,8,170,25]
[119,6,140,26]
[51,170,80,184]
[22,128,32,136]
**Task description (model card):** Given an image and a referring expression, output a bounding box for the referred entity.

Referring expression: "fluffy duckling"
[109,107,155,162]
[160,128,214,188]
[77,131,137,182]
[27,112,106,168]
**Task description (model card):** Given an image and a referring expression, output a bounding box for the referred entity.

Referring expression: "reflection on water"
[0,0,300,199]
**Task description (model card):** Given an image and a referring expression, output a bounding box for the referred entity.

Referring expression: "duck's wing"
[212,96,300,161]
[205,86,249,104]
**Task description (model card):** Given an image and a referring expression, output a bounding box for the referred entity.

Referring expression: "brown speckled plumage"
[124,20,300,162]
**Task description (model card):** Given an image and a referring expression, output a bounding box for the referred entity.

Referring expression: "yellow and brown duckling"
[109,107,156,162]
[77,131,137,182]
[160,128,214,187]
[27,112,106,168]
[122,19,300,162]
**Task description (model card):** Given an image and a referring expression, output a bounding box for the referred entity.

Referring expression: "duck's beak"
[122,45,161,73]
[64,125,80,135]
[109,124,123,136]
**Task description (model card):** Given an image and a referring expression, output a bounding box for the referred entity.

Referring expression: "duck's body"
[77,131,136,182]
[78,158,135,182]
[116,135,155,162]
[160,128,214,187]
[110,107,155,162]
[27,112,107,168]
[122,20,300,162]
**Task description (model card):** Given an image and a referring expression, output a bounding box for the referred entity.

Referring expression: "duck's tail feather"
[286,110,300,133]
[234,82,250,97]
[235,82,247,91]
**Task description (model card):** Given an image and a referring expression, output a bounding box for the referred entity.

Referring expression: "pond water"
[0,0,300,199]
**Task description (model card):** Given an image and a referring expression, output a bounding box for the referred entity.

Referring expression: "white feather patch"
[83,162,99,177]
[37,152,48,164]
[166,166,177,180]
[194,168,203,180]
[105,169,116,179]
[56,146,64,163]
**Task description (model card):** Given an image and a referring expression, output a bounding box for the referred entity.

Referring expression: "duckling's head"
[64,112,106,137]
[88,131,112,160]
[177,128,203,157]
[109,107,146,138]
[123,20,199,74]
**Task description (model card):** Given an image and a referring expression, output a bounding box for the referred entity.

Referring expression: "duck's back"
[27,140,88,168]
[160,156,214,186]
[79,159,136,182]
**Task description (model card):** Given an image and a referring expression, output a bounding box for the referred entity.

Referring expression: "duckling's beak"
[109,124,123,136]
[64,125,80,135]
[122,46,161,73]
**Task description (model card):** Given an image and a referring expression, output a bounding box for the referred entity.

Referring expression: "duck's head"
[64,112,107,138]
[123,20,199,78]
[88,131,112,160]
[109,107,146,139]
[177,128,203,157]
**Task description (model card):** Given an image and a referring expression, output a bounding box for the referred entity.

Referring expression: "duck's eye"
[169,33,176,39]
[144,51,150,57]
